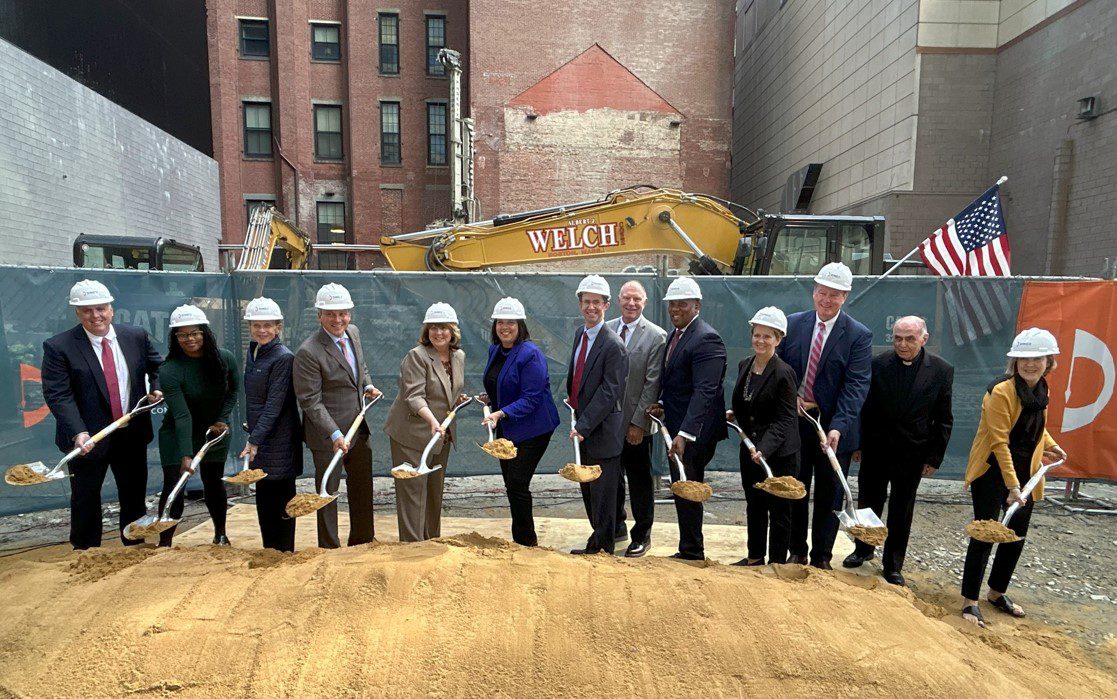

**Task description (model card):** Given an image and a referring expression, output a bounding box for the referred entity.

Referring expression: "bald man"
[845,316,954,585]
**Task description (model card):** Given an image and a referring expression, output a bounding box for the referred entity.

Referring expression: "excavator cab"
[733,214,885,276]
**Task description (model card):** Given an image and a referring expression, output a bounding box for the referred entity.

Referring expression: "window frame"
[242,101,273,159]
[380,101,401,165]
[426,15,446,76]
[427,102,448,166]
[378,13,400,75]
[313,104,344,161]
[310,22,341,62]
[316,200,350,270]
[245,198,276,226]
[239,18,270,59]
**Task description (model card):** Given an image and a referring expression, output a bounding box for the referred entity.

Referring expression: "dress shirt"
[84,326,130,416]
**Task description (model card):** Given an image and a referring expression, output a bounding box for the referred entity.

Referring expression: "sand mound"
[558,463,601,483]
[0,536,1113,697]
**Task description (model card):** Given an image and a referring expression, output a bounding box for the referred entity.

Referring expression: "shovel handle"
[55,396,168,473]
[649,414,687,482]
[320,396,382,495]
[419,401,470,470]
[1001,458,1066,527]
[726,419,775,480]
[800,407,856,512]
[564,401,582,466]
[481,404,495,442]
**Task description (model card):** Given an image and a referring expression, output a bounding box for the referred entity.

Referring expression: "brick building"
[732,0,1116,276]
[207,0,467,269]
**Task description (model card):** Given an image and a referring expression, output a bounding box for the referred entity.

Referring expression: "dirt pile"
[0,537,1113,697]
[966,519,1021,543]
[284,493,333,517]
[480,438,517,459]
[755,475,807,499]
[558,463,601,483]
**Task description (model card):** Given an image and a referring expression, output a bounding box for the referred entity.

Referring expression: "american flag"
[919,184,1011,276]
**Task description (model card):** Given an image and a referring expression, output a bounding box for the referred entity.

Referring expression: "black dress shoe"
[811,561,833,571]
[614,529,629,542]
[842,551,874,568]
[213,534,231,546]
[731,558,765,566]
[570,547,600,555]
[787,554,808,565]
[669,552,703,561]
[624,540,650,558]
[883,571,905,586]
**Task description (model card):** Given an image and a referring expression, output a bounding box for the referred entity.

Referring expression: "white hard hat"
[244,297,283,321]
[315,283,354,310]
[1007,327,1059,358]
[68,279,114,306]
[169,304,210,328]
[424,302,459,324]
[814,262,853,292]
[576,274,611,300]
[749,306,788,335]
[663,276,702,301]
[491,297,526,320]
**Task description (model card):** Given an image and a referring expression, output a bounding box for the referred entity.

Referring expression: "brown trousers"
[389,438,449,542]
[311,438,373,548]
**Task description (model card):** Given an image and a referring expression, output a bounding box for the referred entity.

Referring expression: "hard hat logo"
[68,279,114,306]
[814,262,853,292]
[315,283,354,310]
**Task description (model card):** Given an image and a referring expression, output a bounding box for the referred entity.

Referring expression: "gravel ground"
[3,472,1114,666]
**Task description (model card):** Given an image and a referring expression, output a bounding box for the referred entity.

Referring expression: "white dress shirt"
[85,326,130,415]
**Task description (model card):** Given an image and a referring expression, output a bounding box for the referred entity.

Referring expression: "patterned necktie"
[101,337,124,420]
[338,336,357,380]
[570,332,589,409]
[619,323,628,343]
[803,321,826,402]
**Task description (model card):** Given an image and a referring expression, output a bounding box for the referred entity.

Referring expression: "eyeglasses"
[175,331,204,340]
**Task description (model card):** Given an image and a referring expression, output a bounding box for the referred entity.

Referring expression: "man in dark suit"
[567,276,628,555]
[777,263,872,569]
[41,280,163,549]
[606,280,667,557]
[844,316,953,585]
[647,277,727,561]
[293,283,382,549]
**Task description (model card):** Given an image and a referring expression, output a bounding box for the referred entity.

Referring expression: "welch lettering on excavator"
[378,186,888,275]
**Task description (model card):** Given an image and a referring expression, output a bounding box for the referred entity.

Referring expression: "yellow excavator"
[379,186,886,276]
[236,205,312,271]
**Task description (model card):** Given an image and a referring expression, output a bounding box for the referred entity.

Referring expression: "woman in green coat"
[156,304,240,546]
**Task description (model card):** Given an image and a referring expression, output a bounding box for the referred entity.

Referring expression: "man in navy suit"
[777,263,872,569]
[567,276,628,555]
[41,280,163,549]
[647,277,727,561]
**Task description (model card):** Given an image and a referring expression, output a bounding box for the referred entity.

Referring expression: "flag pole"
[877,175,1008,280]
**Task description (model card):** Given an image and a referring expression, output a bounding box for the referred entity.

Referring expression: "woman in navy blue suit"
[480,297,560,546]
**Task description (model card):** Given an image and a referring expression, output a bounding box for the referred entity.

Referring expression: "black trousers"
[256,477,297,552]
[157,461,227,546]
[68,431,148,550]
[854,457,923,573]
[579,455,621,553]
[668,440,718,559]
[499,431,553,546]
[740,446,798,563]
[790,417,852,565]
[616,436,656,545]
[961,464,1034,600]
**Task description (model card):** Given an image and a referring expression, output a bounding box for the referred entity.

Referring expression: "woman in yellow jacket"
[960,328,1066,628]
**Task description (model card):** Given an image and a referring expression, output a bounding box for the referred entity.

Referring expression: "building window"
[380,102,401,165]
[427,103,447,165]
[426,16,446,75]
[378,13,399,74]
[242,102,273,158]
[314,105,343,160]
[316,201,349,269]
[245,198,275,226]
[311,23,341,61]
[239,19,270,58]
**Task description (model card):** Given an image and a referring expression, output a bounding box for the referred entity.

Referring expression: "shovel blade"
[123,515,179,541]
[391,463,421,480]
[5,461,66,486]
[854,507,886,528]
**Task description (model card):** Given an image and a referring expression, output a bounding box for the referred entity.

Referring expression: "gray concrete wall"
[0,38,220,270]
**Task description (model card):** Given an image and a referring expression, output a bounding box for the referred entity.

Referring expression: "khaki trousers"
[389,437,449,542]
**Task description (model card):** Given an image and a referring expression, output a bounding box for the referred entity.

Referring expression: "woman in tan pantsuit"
[384,303,466,542]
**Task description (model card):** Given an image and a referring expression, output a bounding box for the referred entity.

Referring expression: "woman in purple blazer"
[480,297,560,546]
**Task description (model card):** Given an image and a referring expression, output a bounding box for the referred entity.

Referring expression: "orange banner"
[1017,281,1117,481]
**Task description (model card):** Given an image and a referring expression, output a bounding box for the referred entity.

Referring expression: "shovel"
[648,413,712,503]
[123,427,228,540]
[286,394,381,518]
[392,396,473,479]
[5,395,165,486]
[223,422,266,485]
[799,405,887,546]
[558,399,601,483]
[726,414,806,500]
[476,400,518,459]
[966,457,1066,544]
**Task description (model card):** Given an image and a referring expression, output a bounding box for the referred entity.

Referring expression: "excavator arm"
[380,188,751,273]
[237,206,312,270]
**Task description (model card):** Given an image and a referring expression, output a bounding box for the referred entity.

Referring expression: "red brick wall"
[469,0,733,219]
[207,0,467,267]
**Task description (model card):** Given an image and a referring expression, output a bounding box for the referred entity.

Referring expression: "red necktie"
[803,321,825,403]
[570,332,589,409]
[102,337,124,420]
[666,328,682,362]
